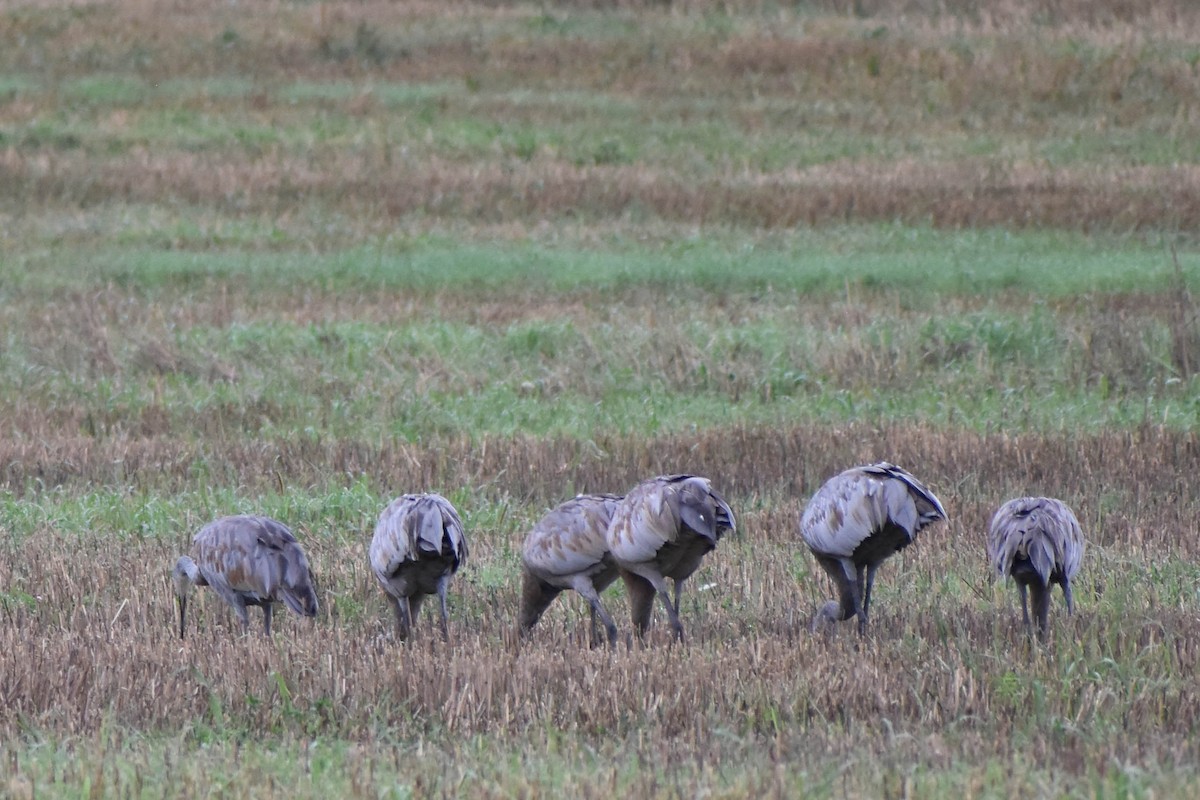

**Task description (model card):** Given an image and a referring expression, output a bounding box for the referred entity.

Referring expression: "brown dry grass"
[1,421,1199,540]
[3,421,1200,796]
[3,421,1200,730]
[3,0,1199,234]
[6,150,1199,231]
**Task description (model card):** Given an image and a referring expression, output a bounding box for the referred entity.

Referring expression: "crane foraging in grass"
[519,493,624,647]
[369,493,468,641]
[606,474,735,642]
[801,462,947,635]
[172,515,319,639]
[987,496,1084,639]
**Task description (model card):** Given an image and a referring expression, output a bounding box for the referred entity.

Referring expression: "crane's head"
[281,553,319,618]
[810,600,845,633]
[282,583,319,618]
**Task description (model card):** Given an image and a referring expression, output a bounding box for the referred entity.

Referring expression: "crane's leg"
[409,594,429,641]
[660,587,685,641]
[436,577,451,642]
[858,564,882,635]
[862,564,879,617]
[622,565,684,641]
[856,564,866,606]
[649,572,684,641]
[233,598,251,636]
[833,558,864,630]
[262,602,274,637]
[1029,582,1051,641]
[1017,582,1031,631]
[573,577,618,648]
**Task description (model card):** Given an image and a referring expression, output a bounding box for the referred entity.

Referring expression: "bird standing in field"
[369,493,468,641]
[172,515,319,639]
[801,462,947,635]
[987,496,1084,639]
[519,493,624,647]
[606,474,735,642]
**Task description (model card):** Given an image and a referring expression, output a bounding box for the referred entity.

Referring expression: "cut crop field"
[2,0,1200,797]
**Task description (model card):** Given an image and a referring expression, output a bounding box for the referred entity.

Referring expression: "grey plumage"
[987,496,1084,638]
[606,474,735,642]
[369,493,468,641]
[801,462,946,635]
[172,515,319,639]
[519,493,624,646]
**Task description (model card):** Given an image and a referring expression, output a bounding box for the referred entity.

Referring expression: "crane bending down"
[987,496,1084,639]
[606,474,735,642]
[172,515,319,639]
[519,493,623,647]
[801,462,947,635]
[369,493,468,641]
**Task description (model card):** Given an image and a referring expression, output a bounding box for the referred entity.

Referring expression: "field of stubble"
[3,0,1200,797]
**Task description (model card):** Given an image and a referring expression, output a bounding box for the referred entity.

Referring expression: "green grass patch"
[4,227,1192,297]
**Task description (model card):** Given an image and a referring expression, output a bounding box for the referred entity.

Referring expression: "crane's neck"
[517,569,557,633]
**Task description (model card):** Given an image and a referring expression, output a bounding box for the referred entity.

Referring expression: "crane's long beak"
[177,595,187,640]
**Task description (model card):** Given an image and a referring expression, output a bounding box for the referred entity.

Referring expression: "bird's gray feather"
[987,496,1084,584]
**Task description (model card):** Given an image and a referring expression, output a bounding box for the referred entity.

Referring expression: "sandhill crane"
[606,474,735,641]
[369,493,468,641]
[519,493,623,647]
[172,515,319,639]
[987,496,1084,639]
[801,462,946,635]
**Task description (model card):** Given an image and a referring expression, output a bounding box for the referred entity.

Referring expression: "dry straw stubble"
[2,423,1200,764]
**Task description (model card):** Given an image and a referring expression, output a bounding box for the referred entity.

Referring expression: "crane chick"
[369,493,468,641]
[519,493,624,647]
[801,462,946,635]
[172,514,319,639]
[987,496,1084,639]
[606,474,735,642]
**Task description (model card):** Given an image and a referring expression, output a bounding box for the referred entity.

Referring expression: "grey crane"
[606,474,735,641]
[519,493,624,647]
[801,462,946,635]
[172,514,319,639]
[987,496,1084,639]
[369,493,468,641]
